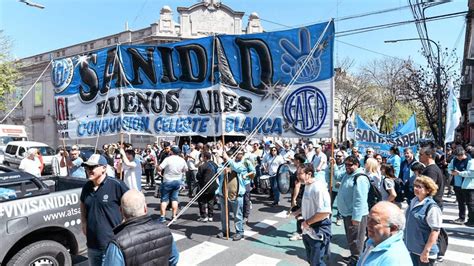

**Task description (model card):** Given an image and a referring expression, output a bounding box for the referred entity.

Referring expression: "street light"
[385,38,442,145]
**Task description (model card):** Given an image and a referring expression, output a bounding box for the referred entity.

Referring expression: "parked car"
[0,170,87,265]
[3,141,56,175]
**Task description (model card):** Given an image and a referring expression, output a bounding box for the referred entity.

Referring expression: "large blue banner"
[51,21,335,139]
[355,115,418,156]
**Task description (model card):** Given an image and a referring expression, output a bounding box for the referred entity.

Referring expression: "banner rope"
[1,60,53,124]
[168,19,334,226]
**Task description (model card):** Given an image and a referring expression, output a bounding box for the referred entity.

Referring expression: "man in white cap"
[80,154,129,266]
[19,148,41,177]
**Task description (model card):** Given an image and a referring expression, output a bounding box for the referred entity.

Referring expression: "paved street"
[141,185,474,266]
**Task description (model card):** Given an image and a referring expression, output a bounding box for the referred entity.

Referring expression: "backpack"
[353,173,382,210]
[425,203,448,256]
[383,177,405,202]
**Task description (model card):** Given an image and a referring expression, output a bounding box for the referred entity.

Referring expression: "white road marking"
[177,241,228,266]
[236,254,281,266]
[275,210,289,218]
[244,230,259,237]
[172,232,186,241]
[448,236,474,247]
[444,250,474,265]
[254,219,278,228]
[441,223,474,234]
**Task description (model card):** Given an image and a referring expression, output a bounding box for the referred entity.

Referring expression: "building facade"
[3,0,265,148]
[461,0,474,145]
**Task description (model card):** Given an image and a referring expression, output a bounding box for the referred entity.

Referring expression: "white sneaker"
[197,217,208,222]
[208,217,213,222]
[289,232,302,241]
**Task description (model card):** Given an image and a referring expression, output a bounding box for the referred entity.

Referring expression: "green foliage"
[0,31,21,110]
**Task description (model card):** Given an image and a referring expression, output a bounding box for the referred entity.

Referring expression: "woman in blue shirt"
[387,146,401,178]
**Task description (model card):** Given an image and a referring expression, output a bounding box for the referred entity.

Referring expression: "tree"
[0,30,21,110]
[360,58,411,133]
[401,47,460,144]
[335,58,376,141]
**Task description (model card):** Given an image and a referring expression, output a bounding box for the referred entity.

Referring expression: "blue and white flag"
[51,21,335,139]
[355,114,418,156]
[445,82,461,144]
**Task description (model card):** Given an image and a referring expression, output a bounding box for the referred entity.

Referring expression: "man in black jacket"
[103,190,180,265]
[196,151,218,222]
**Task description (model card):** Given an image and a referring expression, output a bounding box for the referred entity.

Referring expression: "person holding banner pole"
[326,151,345,226]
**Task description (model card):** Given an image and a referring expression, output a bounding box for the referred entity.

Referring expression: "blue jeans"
[87,248,105,266]
[219,195,244,235]
[270,175,280,203]
[161,180,181,202]
[302,234,328,266]
[169,240,180,266]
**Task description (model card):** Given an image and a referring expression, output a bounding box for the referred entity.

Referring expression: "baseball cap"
[171,146,181,154]
[82,154,108,167]
[275,140,284,148]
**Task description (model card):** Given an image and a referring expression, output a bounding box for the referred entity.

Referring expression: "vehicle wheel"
[6,240,71,266]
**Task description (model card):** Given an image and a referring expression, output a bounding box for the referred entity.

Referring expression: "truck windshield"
[34,146,56,156]
[0,136,26,145]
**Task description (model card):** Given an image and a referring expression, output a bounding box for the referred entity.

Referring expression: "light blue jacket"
[457,158,474,189]
[215,161,247,197]
[387,154,401,178]
[325,163,345,192]
[357,231,413,266]
[337,168,369,222]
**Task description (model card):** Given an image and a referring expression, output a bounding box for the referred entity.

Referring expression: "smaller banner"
[355,114,418,156]
[445,82,461,144]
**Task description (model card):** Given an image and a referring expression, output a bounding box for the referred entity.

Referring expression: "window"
[18,147,25,156]
[107,39,111,45]
[83,45,88,51]
[56,52,60,57]
[23,181,39,193]
[6,145,18,155]
[34,82,43,106]
[89,43,94,49]
[0,183,20,202]
[114,37,119,43]
[62,50,66,56]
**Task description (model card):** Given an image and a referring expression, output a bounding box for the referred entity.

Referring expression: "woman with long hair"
[380,163,398,203]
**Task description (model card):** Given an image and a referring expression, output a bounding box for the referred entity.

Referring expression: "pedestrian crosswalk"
[170,206,304,265]
[437,199,474,266]
[168,196,473,266]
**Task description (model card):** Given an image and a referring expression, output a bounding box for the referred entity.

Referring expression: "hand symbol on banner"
[279,28,323,83]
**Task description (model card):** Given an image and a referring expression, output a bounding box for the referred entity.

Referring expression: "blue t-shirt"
[80,176,129,250]
[70,157,86,178]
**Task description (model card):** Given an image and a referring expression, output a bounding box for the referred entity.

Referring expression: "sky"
[0,0,468,71]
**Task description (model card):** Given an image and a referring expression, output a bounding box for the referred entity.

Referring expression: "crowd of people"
[16,138,474,266]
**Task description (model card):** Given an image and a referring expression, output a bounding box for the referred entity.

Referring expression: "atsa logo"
[283,86,327,136]
[51,58,74,94]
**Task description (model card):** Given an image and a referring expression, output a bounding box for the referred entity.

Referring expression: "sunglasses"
[336,155,343,158]
[85,165,100,171]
